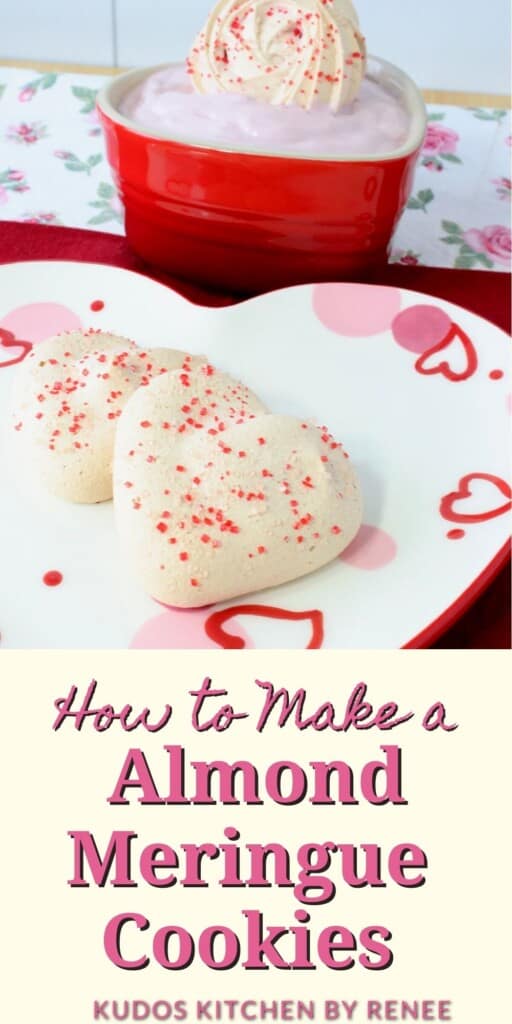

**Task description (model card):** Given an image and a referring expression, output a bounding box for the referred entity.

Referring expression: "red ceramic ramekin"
[98,58,426,294]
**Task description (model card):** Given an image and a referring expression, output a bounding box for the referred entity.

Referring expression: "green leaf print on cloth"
[440,220,510,269]
[471,108,507,123]
[407,189,434,213]
[0,167,30,200]
[87,181,123,225]
[54,149,102,174]
[19,74,58,102]
[71,86,99,115]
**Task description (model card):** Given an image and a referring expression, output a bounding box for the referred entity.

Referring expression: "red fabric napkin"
[1,220,510,648]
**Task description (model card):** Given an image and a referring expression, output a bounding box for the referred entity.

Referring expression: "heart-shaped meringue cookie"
[114,365,362,607]
[11,331,204,503]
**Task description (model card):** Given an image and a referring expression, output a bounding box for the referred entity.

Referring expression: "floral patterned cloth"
[0,65,510,271]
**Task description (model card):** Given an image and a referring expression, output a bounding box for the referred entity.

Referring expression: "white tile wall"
[1,0,511,93]
[115,0,210,66]
[357,0,512,94]
[2,0,115,65]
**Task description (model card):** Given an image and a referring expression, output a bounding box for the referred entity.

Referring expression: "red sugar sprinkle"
[43,570,63,587]
[190,578,200,587]
[140,420,152,429]
[176,465,186,472]
[90,300,104,312]
[157,522,168,534]
[331,525,342,536]
[179,552,189,562]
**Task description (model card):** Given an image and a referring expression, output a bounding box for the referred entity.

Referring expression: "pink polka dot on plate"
[340,525,397,571]
[312,284,402,338]
[131,606,252,650]
[392,304,452,355]
[0,303,81,345]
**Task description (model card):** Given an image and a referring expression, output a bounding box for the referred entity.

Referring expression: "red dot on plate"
[489,370,504,381]
[447,529,465,541]
[43,570,63,587]
[90,300,105,312]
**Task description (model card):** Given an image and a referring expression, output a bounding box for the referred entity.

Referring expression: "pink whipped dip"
[120,63,410,157]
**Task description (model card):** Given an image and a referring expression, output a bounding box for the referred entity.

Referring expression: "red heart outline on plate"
[415,323,478,382]
[440,473,512,524]
[205,604,325,650]
[0,328,33,369]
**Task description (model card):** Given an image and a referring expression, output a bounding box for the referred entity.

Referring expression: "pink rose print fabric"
[492,177,511,201]
[421,120,461,172]
[0,63,510,272]
[463,225,511,267]
[440,221,511,270]
[424,123,460,155]
[0,167,29,204]
[5,121,48,145]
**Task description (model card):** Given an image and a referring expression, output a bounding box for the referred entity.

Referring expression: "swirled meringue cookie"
[188,0,366,111]
[114,365,362,608]
[11,331,205,503]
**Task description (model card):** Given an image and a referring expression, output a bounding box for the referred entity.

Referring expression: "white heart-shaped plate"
[0,262,509,649]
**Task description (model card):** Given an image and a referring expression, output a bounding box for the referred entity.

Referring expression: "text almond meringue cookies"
[187,0,367,112]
